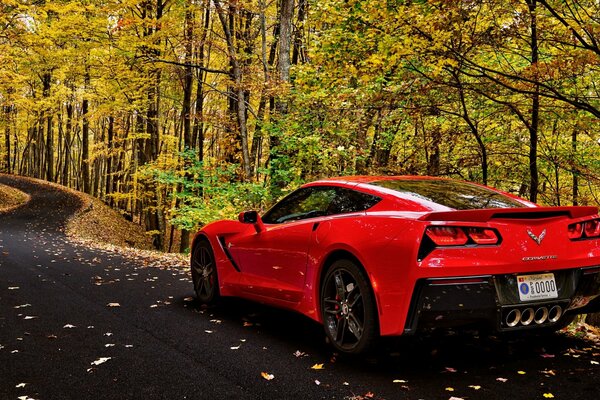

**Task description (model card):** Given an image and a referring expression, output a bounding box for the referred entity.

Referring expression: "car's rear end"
[405,206,600,334]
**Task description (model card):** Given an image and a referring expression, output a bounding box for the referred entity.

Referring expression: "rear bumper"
[403,266,600,334]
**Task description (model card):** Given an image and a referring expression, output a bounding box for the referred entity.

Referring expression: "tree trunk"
[82,69,91,194]
[3,105,11,173]
[62,103,73,186]
[179,1,195,253]
[214,0,252,179]
[572,127,578,206]
[527,0,540,203]
[106,115,114,204]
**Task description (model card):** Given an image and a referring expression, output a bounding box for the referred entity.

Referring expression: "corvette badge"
[527,228,546,245]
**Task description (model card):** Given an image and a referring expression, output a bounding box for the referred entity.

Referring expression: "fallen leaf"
[445,387,455,391]
[243,322,253,327]
[105,344,115,348]
[311,363,324,370]
[90,357,111,366]
[343,382,349,386]
[205,330,213,334]
[517,370,526,375]
[314,380,321,385]
[496,377,508,382]
[393,379,408,383]
[591,361,599,365]
[261,372,274,381]
[230,345,241,350]
[107,303,120,307]
[445,367,457,373]
[63,324,76,329]
[540,353,555,358]
[449,397,465,400]
[541,369,556,376]
[468,385,481,390]
[23,316,37,320]
[365,392,374,398]
[15,383,27,388]
[543,394,554,399]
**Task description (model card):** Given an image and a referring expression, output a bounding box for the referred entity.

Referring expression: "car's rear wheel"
[191,239,220,304]
[321,259,378,354]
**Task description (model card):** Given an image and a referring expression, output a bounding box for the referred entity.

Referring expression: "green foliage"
[154,150,274,230]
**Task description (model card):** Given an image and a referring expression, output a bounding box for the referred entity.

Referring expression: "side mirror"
[238,210,264,232]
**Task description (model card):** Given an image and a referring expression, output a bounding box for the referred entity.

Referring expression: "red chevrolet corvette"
[191,176,600,354]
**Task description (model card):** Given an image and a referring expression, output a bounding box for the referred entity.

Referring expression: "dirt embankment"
[0,183,30,211]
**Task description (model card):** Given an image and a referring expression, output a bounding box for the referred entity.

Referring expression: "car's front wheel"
[191,239,220,304]
[321,259,378,354]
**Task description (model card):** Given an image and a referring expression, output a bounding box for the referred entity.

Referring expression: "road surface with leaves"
[1,176,599,400]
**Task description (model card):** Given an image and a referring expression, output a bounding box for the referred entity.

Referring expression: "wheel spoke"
[197,276,206,295]
[334,271,346,300]
[324,298,341,314]
[347,313,363,339]
[349,292,362,308]
[335,317,347,344]
[204,275,213,294]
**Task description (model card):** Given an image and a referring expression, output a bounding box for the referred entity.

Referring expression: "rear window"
[370,179,525,210]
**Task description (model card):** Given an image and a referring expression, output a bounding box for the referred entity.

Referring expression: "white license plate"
[517,273,558,301]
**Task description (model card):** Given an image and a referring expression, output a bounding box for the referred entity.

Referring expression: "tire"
[191,239,220,304]
[320,259,378,354]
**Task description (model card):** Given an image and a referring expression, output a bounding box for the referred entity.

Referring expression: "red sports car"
[190,176,600,354]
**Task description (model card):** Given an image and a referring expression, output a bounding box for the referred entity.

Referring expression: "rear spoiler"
[419,206,599,222]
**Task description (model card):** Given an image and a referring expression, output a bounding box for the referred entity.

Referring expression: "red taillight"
[467,228,500,245]
[584,220,600,238]
[425,226,468,246]
[568,223,584,239]
[568,219,600,240]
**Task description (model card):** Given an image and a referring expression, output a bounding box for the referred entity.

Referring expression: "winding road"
[1,174,599,400]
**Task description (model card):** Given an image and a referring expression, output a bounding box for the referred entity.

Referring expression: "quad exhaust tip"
[504,305,563,327]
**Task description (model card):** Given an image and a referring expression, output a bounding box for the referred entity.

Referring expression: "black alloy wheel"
[321,259,377,354]
[191,240,220,304]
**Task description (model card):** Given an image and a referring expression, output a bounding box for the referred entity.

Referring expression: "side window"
[262,187,337,224]
[328,188,381,214]
[262,186,381,224]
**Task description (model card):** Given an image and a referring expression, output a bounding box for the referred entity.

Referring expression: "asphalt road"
[1,175,599,400]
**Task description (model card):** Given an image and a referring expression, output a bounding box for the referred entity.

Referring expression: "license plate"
[517,273,558,301]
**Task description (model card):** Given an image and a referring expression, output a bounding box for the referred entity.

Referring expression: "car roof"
[309,175,448,185]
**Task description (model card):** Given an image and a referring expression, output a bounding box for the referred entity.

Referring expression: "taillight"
[425,226,500,246]
[419,226,501,260]
[569,219,600,240]
[426,226,468,246]
[467,228,499,245]
[585,220,600,238]
[568,223,584,239]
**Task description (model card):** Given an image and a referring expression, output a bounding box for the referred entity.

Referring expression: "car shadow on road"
[180,295,596,375]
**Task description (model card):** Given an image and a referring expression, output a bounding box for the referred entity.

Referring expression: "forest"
[0,0,599,252]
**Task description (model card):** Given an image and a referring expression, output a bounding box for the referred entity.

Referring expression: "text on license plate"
[517,273,558,301]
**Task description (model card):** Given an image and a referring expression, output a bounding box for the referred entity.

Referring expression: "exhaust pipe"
[534,307,549,324]
[548,305,562,323]
[505,309,521,327]
[520,308,535,326]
